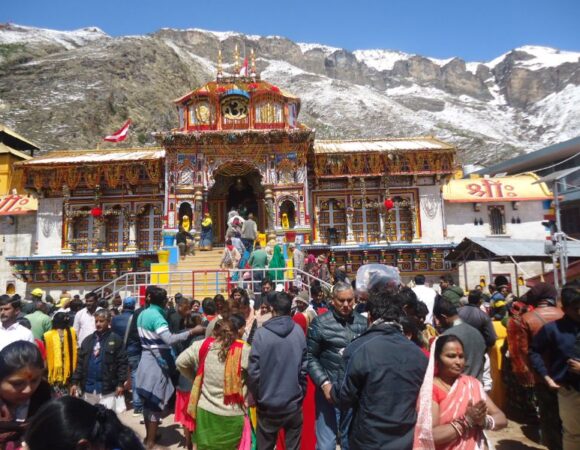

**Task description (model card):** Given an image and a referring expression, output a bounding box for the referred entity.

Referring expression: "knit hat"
[296,291,310,305]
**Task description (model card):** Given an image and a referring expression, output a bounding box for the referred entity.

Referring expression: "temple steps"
[167,248,228,299]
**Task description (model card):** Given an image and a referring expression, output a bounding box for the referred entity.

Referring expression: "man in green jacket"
[439,274,464,308]
[25,301,52,340]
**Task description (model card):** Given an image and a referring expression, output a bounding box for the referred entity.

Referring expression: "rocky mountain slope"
[1,23,579,164]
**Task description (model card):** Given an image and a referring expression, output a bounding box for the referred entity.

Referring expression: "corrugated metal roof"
[446,237,580,262]
[313,137,454,154]
[19,148,165,166]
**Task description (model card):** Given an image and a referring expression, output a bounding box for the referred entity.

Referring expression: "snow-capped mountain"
[0,23,579,164]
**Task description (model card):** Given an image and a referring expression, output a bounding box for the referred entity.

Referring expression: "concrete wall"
[36,198,63,255]
[418,185,445,243]
[446,200,546,241]
[457,260,549,297]
[0,215,35,296]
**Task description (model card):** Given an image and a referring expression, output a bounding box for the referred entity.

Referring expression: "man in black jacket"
[307,282,367,450]
[70,309,128,407]
[334,288,428,450]
[247,291,307,450]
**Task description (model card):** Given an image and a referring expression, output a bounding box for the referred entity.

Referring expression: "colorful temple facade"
[8,55,464,291]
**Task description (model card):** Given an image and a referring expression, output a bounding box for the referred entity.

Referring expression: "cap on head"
[123,296,136,308]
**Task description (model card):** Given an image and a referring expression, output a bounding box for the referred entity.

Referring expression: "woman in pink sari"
[414,335,507,450]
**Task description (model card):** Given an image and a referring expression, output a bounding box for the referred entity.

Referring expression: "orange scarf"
[223,339,245,405]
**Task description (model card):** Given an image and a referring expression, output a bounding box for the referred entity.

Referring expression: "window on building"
[73,208,93,253]
[318,198,346,245]
[105,207,126,252]
[137,205,162,251]
[352,196,381,243]
[386,195,415,242]
[488,206,506,235]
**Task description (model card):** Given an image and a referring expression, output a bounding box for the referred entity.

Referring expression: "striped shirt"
[137,304,189,352]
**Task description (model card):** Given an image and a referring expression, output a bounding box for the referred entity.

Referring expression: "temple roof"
[313,137,454,154]
[174,79,299,105]
[0,124,40,154]
[16,147,165,167]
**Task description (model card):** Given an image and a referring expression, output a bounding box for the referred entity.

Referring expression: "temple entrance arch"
[208,160,265,244]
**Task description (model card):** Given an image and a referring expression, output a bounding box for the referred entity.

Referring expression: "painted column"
[379,210,387,243]
[61,185,73,254]
[194,186,204,245]
[346,206,355,244]
[126,212,138,252]
[264,187,275,240]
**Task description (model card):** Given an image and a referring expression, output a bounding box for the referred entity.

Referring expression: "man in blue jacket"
[247,291,307,450]
[307,282,367,450]
[529,281,580,450]
[334,288,428,450]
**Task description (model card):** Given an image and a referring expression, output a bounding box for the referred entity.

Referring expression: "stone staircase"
[168,248,229,299]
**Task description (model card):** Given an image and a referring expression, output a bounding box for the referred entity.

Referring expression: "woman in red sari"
[414,335,507,450]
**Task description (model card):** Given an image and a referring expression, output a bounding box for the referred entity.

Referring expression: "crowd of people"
[0,265,578,450]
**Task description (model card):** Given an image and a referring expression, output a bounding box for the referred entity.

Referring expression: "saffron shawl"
[44,328,78,385]
[414,339,487,450]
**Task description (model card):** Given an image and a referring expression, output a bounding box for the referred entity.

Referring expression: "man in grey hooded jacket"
[247,291,307,450]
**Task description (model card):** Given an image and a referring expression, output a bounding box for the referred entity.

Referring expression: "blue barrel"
[162,234,175,247]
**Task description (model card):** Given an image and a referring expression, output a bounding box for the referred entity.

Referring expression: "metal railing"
[94,267,331,300]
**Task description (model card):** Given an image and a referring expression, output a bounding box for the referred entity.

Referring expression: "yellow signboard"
[0,194,37,215]
[443,174,552,203]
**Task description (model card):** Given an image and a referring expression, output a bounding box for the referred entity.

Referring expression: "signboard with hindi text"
[443,174,552,203]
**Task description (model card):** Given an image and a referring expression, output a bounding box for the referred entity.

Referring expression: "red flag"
[104,119,131,142]
[239,57,248,76]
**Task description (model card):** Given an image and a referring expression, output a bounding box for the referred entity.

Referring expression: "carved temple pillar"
[194,186,204,245]
[346,206,355,244]
[264,187,276,240]
[61,185,73,254]
[126,213,138,252]
[93,216,106,253]
[378,210,387,243]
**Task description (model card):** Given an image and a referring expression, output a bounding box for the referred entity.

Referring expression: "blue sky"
[3,0,579,61]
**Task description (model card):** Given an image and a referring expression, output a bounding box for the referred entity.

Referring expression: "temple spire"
[234,44,240,74]
[250,48,257,77]
[217,48,223,78]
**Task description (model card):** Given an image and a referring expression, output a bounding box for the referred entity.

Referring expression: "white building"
[443,173,553,293]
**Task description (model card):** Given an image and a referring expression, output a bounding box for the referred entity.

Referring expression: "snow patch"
[527,84,580,142]
[261,59,307,78]
[465,62,482,74]
[163,39,215,74]
[353,49,411,71]
[298,42,341,56]
[0,23,109,49]
[486,45,580,71]
[428,57,455,66]
[515,45,580,70]
[161,27,262,41]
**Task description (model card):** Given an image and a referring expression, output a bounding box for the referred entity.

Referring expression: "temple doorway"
[208,161,265,244]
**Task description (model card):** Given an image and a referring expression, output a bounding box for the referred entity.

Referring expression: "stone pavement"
[120,408,548,450]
